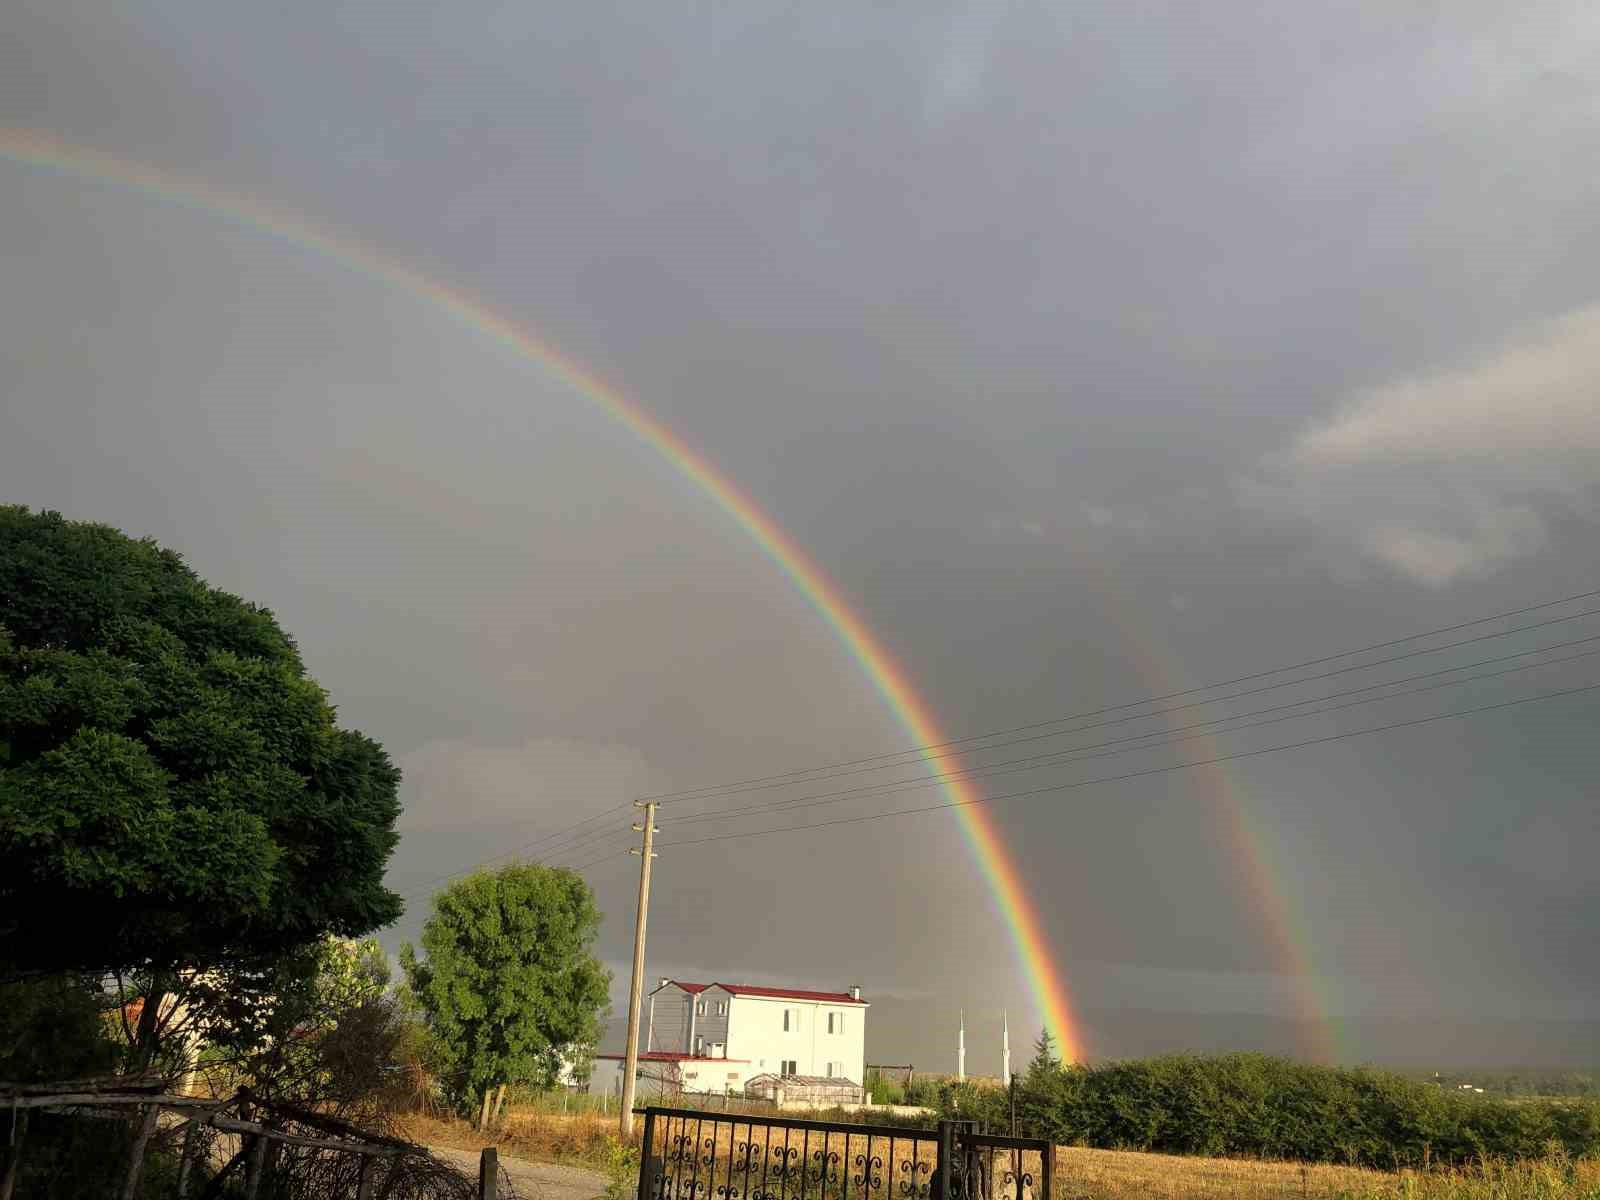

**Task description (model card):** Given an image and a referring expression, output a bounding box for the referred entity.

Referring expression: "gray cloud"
[1245,303,1600,585]
[398,737,655,834]
[5,0,1600,1065]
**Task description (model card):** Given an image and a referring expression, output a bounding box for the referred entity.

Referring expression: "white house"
[646,980,867,1085]
[591,1049,754,1097]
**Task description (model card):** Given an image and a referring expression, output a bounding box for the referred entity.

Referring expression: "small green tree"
[402,863,610,1108]
[195,935,407,1110]
[1028,1028,1061,1077]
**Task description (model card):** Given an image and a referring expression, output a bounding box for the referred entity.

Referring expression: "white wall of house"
[723,994,866,1084]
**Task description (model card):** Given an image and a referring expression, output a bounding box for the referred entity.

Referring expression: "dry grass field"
[396,1108,1600,1200]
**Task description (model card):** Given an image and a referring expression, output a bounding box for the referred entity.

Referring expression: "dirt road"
[428,1145,611,1200]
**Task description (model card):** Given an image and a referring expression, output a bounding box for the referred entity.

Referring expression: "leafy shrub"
[938,1052,1600,1168]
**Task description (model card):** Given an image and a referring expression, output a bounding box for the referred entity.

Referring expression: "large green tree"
[0,507,403,980]
[402,863,610,1106]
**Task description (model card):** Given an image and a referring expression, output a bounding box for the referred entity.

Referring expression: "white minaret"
[957,1009,966,1080]
[1001,1009,1012,1085]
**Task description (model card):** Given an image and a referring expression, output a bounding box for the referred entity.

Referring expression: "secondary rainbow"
[1038,521,1338,1061]
[1,128,1087,1061]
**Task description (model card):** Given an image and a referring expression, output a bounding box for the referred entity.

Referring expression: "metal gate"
[636,1106,1053,1200]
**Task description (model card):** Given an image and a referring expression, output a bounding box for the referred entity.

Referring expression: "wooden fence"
[0,1075,416,1199]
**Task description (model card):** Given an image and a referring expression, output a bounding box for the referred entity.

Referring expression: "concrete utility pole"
[619,801,658,1139]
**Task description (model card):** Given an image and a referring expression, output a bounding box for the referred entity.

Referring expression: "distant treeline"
[1410,1068,1598,1098]
[931,1052,1600,1168]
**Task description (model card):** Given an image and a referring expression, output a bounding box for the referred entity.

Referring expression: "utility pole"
[619,801,658,1139]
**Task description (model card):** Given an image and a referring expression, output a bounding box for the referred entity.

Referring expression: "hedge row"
[935,1054,1600,1167]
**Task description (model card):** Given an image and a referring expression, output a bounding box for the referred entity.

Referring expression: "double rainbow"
[2,128,1089,1059]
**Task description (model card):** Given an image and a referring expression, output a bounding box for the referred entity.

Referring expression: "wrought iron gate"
[636,1106,1053,1200]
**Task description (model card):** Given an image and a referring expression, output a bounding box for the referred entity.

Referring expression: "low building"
[744,1073,866,1107]
[591,1050,753,1097]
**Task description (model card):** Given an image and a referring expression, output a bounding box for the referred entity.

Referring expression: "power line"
[393,824,635,907]
[655,606,1600,806]
[563,848,634,874]
[657,637,1600,829]
[396,605,1600,900]
[639,586,1600,804]
[652,679,1600,850]
[476,799,636,862]
[395,588,1600,898]
[395,802,635,899]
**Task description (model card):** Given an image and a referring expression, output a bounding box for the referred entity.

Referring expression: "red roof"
[597,1051,749,1063]
[657,981,867,1005]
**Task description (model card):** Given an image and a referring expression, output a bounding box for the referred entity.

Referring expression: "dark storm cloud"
[4,0,1599,1064]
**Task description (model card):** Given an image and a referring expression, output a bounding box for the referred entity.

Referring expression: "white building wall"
[677,1060,749,1093]
[723,996,866,1083]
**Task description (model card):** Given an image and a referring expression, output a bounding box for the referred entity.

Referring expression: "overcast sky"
[4,0,1598,1068]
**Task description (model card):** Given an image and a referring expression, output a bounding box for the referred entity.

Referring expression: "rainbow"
[1039,522,1337,1061]
[1,128,1088,1061]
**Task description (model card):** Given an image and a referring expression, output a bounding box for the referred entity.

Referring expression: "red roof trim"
[596,1052,750,1063]
[656,981,866,1005]
[718,984,866,1004]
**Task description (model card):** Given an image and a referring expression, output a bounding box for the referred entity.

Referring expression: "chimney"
[848,986,862,1001]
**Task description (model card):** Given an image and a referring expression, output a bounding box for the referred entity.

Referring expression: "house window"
[780,1060,797,1076]
[783,1008,800,1032]
[694,1035,703,1055]
[828,1012,844,1035]
[716,1001,727,1015]
[696,999,706,1015]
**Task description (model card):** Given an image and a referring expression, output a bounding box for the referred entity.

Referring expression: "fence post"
[121,1103,161,1200]
[636,1108,657,1200]
[479,1146,498,1200]
[176,1118,200,1199]
[0,1109,27,1200]
[934,1120,955,1200]
[355,1155,375,1200]
[241,1133,267,1200]
[1040,1142,1054,1200]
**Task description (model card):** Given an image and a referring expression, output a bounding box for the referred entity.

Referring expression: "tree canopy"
[1029,1028,1061,1077]
[402,863,610,1106]
[0,506,402,976]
